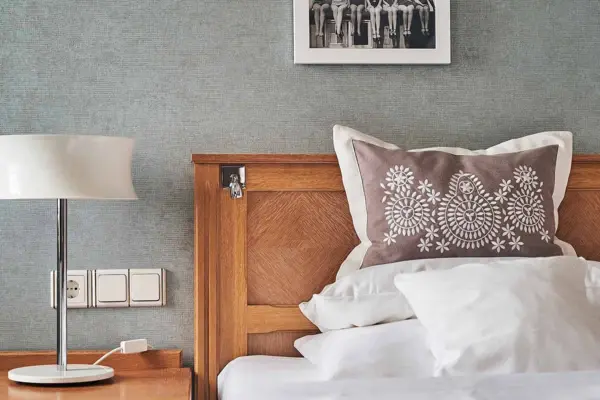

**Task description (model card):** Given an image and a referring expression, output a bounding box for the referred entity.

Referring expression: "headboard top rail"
[192,154,600,165]
[192,154,339,164]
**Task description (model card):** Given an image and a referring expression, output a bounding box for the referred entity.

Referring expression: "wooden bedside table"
[1,350,191,400]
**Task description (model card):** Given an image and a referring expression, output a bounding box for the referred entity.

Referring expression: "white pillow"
[300,257,523,331]
[294,320,435,380]
[394,256,600,376]
[585,260,600,307]
[333,125,575,279]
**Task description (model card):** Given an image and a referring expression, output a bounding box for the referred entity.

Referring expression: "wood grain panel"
[557,190,600,261]
[0,350,182,371]
[247,305,316,334]
[218,190,248,372]
[194,164,220,400]
[567,162,600,190]
[248,332,319,357]
[246,164,343,191]
[247,191,358,305]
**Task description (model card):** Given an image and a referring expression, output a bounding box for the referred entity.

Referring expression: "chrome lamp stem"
[56,198,68,370]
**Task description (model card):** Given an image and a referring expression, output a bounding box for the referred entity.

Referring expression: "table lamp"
[0,135,137,384]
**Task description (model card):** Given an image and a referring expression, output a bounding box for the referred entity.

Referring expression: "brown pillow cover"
[353,141,563,267]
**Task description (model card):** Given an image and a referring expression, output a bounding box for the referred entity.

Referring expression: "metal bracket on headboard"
[221,165,246,199]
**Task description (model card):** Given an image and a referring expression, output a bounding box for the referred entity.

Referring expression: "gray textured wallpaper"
[0,0,599,366]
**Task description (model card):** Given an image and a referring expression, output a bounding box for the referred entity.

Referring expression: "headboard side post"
[194,163,220,400]
[217,187,248,367]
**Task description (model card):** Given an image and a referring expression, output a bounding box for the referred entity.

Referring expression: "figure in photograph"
[415,0,430,35]
[331,0,349,40]
[311,0,330,37]
[349,0,365,36]
[366,0,382,40]
[397,0,415,36]
[382,0,398,38]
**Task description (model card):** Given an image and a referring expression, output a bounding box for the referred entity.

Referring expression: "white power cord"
[93,339,152,366]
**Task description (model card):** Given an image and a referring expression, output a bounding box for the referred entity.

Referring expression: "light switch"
[129,268,166,307]
[94,269,129,308]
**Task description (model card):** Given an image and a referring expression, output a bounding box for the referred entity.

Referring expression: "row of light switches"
[50,269,166,308]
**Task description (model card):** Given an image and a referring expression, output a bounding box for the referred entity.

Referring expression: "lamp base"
[8,364,114,385]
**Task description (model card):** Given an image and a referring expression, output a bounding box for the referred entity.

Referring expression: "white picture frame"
[294,0,450,64]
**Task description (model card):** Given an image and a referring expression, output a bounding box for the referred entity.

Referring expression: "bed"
[193,153,600,400]
[215,357,600,400]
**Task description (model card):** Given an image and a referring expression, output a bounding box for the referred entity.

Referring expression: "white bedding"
[218,260,600,399]
[218,356,600,400]
[295,320,435,379]
[217,356,319,399]
[394,257,600,376]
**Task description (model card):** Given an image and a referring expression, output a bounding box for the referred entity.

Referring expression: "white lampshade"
[0,135,137,200]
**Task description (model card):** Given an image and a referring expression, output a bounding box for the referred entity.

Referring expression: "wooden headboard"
[193,154,600,400]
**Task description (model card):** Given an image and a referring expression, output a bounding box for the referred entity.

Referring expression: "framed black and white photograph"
[294,0,450,64]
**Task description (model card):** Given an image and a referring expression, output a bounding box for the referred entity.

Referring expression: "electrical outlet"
[66,279,80,299]
[51,270,91,309]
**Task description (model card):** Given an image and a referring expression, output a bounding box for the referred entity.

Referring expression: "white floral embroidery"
[540,229,551,243]
[380,183,389,203]
[437,172,501,250]
[509,236,524,251]
[379,164,550,256]
[506,188,545,234]
[514,165,539,190]
[459,180,475,194]
[500,179,514,191]
[427,189,441,204]
[501,224,515,238]
[385,165,414,191]
[494,178,513,205]
[418,179,433,193]
[418,237,432,252]
[384,187,431,237]
[383,232,397,245]
[425,225,439,240]
[491,236,506,253]
[436,239,450,253]
[494,189,508,204]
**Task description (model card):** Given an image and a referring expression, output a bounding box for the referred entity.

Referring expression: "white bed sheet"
[218,356,319,399]
[218,356,600,400]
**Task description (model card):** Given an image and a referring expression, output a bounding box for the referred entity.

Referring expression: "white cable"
[93,347,121,366]
[92,339,151,366]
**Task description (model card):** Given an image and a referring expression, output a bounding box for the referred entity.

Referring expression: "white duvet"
[219,356,600,400]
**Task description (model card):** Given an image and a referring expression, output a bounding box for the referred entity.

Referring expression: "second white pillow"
[394,256,600,376]
[294,320,435,380]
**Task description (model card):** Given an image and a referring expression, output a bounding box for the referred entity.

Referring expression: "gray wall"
[1,0,599,366]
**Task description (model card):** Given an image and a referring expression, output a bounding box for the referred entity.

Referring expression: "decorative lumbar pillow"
[355,142,562,267]
[394,256,600,376]
[333,125,574,278]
